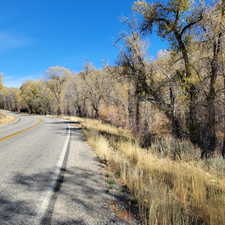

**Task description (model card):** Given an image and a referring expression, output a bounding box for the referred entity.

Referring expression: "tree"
[46,66,73,115]
[20,81,52,114]
[199,0,225,157]
[0,88,20,112]
[133,0,204,145]
[220,0,225,158]
[114,27,188,140]
[0,73,3,90]
[115,32,145,136]
[78,64,112,118]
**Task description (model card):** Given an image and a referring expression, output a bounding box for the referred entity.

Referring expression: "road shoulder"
[50,126,136,225]
[0,110,17,127]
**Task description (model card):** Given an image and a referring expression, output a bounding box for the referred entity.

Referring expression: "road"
[0,113,135,225]
[0,113,70,225]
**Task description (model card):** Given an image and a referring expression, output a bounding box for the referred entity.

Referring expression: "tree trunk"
[202,47,219,157]
[202,17,223,157]
[169,87,183,138]
[201,80,216,158]
[57,106,61,115]
[175,32,199,145]
[92,104,99,119]
[188,86,200,145]
[223,74,225,158]
[222,45,225,158]
[128,82,140,136]
[221,0,225,158]
[222,50,225,159]
[146,86,185,139]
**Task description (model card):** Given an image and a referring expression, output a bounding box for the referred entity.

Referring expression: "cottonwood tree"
[72,76,89,117]
[20,80,52,114]
[0,73,3,90]
[219,0,225,158]
[46,66,73,115]
[0,88,21,112]
[115,29,187,140]
[78,64,112,118]
[152,51,186,138]
[133,0,205,145]
[198,0,225,157]
[0,74,22,112]
[63,77,78,115]
[115,32,146,136]
[223,50,225,158]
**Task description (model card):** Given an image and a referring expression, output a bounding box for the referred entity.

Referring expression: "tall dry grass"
[65,116,225,225]
[0,111,16,126]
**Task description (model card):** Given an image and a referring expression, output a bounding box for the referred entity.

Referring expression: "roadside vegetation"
[0,111,16,126]
[63,116,225,225]
[0,0,224,224]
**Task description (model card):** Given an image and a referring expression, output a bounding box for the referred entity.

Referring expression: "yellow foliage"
[184,74,201,85]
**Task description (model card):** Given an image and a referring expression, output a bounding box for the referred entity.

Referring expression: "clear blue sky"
[0,0,168,88]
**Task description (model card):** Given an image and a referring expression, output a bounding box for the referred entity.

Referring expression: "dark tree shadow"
[12,164,135,225]
[7,125,136,225]
[0,194,36,225]
[55,127,85,140]
[47,121,80,125]
[52,219,86,225]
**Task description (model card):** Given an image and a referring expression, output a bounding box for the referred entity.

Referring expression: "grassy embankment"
[63,116,225,225]
[0,111,16,126]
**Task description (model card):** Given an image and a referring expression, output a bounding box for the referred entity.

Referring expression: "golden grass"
[62,116,131,138]
[63,116,225,225]
[0,112,16,126]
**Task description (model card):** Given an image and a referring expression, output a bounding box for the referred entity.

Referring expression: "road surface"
[0,113,70,225]
[0,113,135,225]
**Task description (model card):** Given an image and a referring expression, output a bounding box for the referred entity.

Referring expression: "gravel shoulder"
[50,126,137,225]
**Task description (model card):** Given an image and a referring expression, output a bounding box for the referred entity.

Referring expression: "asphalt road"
[0,113,136,225]
[0,113,70,225]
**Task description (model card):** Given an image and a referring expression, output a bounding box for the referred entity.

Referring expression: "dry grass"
[63,116,225,225]
[0,111,16,126]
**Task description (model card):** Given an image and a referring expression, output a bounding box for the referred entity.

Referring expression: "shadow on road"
[0,193,36,225]
[4,125,134,225]
[10,167,109,224]
[53,219,87,225]
[47,121,80,125]
[12,166,132,225]
[55,127,86,142]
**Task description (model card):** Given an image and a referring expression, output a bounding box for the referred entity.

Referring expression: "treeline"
[0,0,224,158]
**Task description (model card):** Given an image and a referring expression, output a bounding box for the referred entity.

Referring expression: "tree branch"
[180,14,203,37]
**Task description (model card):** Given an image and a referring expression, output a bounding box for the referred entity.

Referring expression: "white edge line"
[36,124,71,224]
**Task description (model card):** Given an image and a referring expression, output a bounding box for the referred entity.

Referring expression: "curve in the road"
[0,119,43,143]
[0,115,71,225]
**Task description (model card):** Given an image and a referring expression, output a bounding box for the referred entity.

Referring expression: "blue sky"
[0,0,168,88]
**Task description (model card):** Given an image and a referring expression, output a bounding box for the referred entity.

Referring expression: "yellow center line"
[0,119,43,143]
